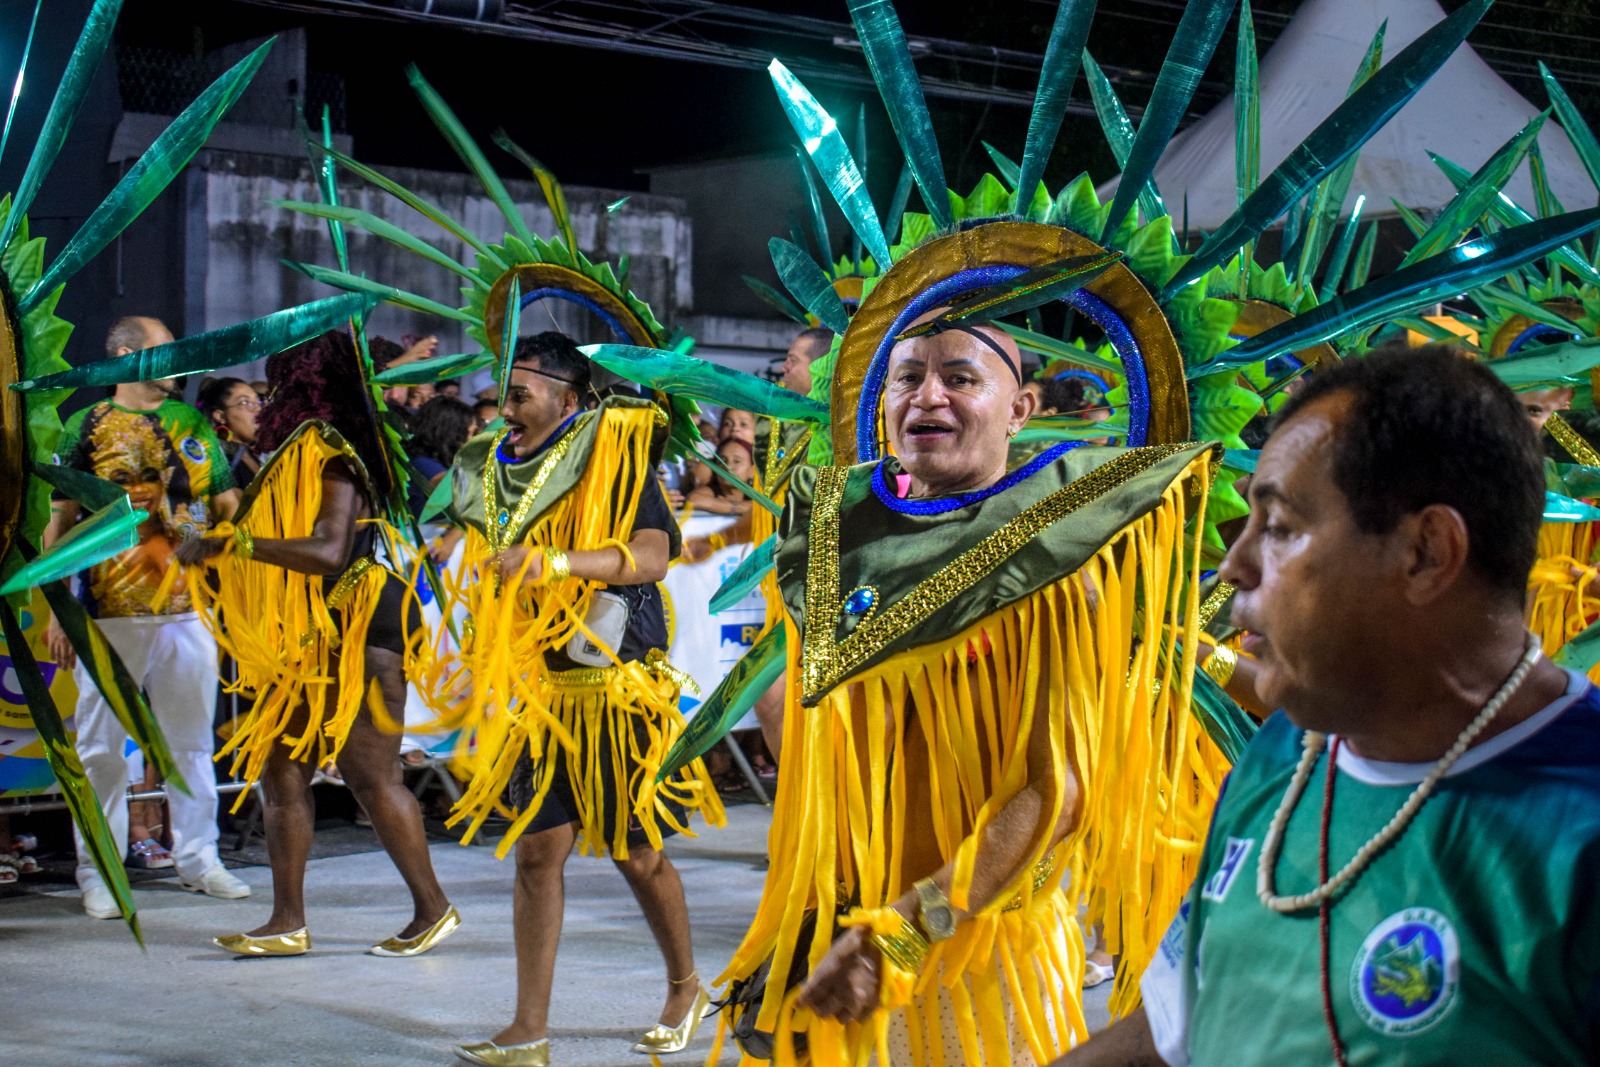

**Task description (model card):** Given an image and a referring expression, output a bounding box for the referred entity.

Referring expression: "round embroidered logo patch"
[180,435,207,464]
[1349,907,1459,1036]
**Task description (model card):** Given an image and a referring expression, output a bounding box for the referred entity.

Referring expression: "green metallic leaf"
[582,343,831,427]
[1541,62,1600,193]
[279,200,476,280]
[316,107,350,274]
[845,0,953,232]
[1,0,123,248]
[418,470,455,525]
[0,597,141,942]
[1216,209,1600,369]
[493,130,577,255]
[1528,138,1566,221]
[13,292,383,391]
[709,536,777,615]
[372,349,494,386]
[1234,0,1260,207]
[1544,491,1600,522]
[496,275,521,408]
[1402,111,1546,267]
[1295,25,1384,284]
[1554,613,1600,673]
[1013,413,1127,445]
[35,578,184,797]
[1010,325,1125,375]
[1016,0,1096,212]
[407,65,534,248]
[1190,668,1257,765]
[851,102,868,270]
[742,275,810,324]
[287,262,474,323]
[982,142,1020,189]
[1082,51,1167,231]
[1432,153,1600,290]
[21,39,274,310]
[901,252,1121,334]
[793,145,833,262]
[658,625,787,780]
[769,238,851,335]
[311,142,506,270]
[885,162,914,245]
[1346,220,1379,289]
[1486,337,1600,389]
[31,462,124,511]
[0,498,143,595]
[1170,0,1493,295]
[767,59,892,269]
[1319,193,1366,301]
[0,0,46,170]
[1101,0,1237,241]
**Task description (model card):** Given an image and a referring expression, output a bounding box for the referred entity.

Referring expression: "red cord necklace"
[1319,737,1350,1067]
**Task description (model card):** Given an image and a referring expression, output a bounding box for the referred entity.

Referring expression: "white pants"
[72,612,221,887]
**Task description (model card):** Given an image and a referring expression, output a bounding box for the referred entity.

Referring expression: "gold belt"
[1003,852,1059,912]
[325,557,376,613]
[548,648,699,695]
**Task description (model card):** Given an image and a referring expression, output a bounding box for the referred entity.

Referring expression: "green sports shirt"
[1143,669,1600,1065]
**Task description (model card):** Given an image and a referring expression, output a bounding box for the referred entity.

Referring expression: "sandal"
[128,838,175,870]
[1083,960,1115,989]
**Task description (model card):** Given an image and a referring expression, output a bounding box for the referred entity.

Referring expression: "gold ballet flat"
[453,1038,549,1067]
[631,986,712,1056]
[213,927,310,957]
[369,904,462,957]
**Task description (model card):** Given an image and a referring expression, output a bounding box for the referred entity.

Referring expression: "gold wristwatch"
[913,877,957,942]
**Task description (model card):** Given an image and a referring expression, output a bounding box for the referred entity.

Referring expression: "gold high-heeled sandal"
[631,980,712,1056]
[213,927,310,957]
[370,904,462,957]
[453,1037,549,1066]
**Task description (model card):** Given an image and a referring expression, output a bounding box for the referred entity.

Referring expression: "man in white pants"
[44,316,250,918]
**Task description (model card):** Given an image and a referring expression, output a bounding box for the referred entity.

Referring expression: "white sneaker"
[180,865,251,900]
[82,882,121,920]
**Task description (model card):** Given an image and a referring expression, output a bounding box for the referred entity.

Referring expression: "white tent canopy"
[1104,0,1598,230]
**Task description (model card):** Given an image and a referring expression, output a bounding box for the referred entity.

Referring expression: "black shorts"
[361,571,420,657]
[508,709,688,849]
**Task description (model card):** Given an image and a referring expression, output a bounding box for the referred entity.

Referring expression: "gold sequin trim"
[547,647,696,693]
[482,416,589,553]
[801,445,1198,700]
[1547,413,1600,467]
[1003,852,1058,912]
[1198,581,1236,629]
[325,557,375,613]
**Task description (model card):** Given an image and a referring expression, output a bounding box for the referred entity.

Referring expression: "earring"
[1007,426,1019,438]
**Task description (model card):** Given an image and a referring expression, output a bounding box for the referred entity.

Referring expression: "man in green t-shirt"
[1058,343,1600,1066]
[43,316,250,920]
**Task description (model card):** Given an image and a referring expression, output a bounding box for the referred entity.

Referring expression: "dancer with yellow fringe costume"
[406,333,723,1067]
[177,331,458,961]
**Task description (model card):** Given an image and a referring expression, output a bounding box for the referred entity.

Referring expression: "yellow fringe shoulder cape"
[719,444,1230,1067]
[413,399,724,858]
[191,421,390,794]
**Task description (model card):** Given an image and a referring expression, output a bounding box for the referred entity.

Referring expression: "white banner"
[664,514,769,729]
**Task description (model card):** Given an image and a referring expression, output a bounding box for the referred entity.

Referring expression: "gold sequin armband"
[842,907,930,976]
[233,527,254,560]
[543,547,571,584]
[1203,642,1238,688]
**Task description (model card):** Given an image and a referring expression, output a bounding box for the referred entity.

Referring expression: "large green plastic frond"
[493,130,577,255]
[310,142,506,269]
[770,238,851,334]
[846,0,952,232]
[1,0,123,248]
[1170,0,1492,295]
[372,349,493,386]
[1016,0,1097,213]
[1319,193,1366,301]
[13,292,383,391]
[1215,208,1600,368]
[1431,154,1600,290]
[407,65,534,248]
[287,261,475,323]
[1486,337,1600,389]
[709,536,777,615]
[0,498,142,595]
[31,462,125,511]
[1190,669,1257,764]
[279,201,477,281]
[0,596,141,942]
[1541,62,1600,193]
[21,39,274,311]
[0,0,45,170]
[1083,52,1167,232]
[768,60,892,270]
[658,625,787,780]
[1234,0,1260,207]
[496,276,521,408]
[583,344,831,427]
[1101,0,1238,241]
[743,275,809,324]
[1401,112,1546,267]
[793,146,833,263]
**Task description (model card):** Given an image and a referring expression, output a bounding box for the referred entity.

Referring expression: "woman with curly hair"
[177,330,457,959]
[197,375,262,481]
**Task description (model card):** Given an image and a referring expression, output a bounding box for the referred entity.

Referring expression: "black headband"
[924,320,1023,384]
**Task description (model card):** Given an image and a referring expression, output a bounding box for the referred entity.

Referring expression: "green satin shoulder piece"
[776,441,1214,702]
[234,420,377,522]
[451,397,677,553]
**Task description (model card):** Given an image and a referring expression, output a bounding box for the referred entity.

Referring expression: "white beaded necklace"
[1256,631,1543,914]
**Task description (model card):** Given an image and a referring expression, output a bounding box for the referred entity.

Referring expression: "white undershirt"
[1140,667,1590,1066]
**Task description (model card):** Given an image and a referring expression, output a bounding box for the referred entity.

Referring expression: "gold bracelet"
[233,527,253,560]
[868,911,930,975]
[1203,642,1238,688]
[543,547,571,584]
